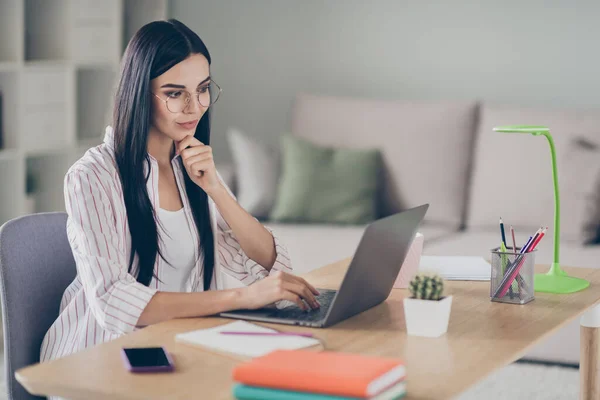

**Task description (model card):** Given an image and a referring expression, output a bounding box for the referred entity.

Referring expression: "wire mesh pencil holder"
[490,247,536,305]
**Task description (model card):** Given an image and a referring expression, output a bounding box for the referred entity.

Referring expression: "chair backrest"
[0,213,76,400]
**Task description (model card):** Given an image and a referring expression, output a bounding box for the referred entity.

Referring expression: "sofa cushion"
[266,222,455,274]
[270,135,380,224]
[291,93,478,229]
[468,104,600,242]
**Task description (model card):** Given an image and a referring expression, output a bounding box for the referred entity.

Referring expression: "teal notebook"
[232,382,407,400]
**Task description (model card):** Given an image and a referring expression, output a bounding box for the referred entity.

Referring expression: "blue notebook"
[232,382,407,400]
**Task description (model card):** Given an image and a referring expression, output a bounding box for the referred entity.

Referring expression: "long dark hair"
[113,19,214,290]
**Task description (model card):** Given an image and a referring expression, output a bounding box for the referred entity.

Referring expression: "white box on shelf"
[22,66,69,106]
[21,106,70,153]
[72,0,120,21]
[71,0,121,66]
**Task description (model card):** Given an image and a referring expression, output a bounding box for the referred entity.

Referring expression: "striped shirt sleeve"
[213,173,293,286]
[64,167,157,335]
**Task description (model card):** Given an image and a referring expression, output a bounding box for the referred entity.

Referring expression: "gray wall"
[170,0,600,162]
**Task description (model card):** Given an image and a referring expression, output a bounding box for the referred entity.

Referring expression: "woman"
[40,19,319,363]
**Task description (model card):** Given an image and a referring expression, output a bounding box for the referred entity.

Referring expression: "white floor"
[0,358,579,399]
[459,362,579,400]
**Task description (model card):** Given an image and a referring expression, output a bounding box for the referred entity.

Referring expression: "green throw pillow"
[270,135,380,224]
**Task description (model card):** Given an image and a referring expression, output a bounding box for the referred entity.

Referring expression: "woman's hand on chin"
[177,135,221,195]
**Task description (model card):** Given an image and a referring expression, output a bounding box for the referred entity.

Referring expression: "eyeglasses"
[153,79,222,113]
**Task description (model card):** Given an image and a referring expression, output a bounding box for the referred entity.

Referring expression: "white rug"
[0,360,579,399]
[458,362,579,399]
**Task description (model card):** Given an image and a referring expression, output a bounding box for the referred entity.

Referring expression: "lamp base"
[534,263,590,293]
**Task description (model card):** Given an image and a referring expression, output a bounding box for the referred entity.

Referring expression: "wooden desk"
[16,260,600,400]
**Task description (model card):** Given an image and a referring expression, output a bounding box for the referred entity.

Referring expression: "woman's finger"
[280,291,306,311]
[287,275,320,296]
[176,136,205,154]
[283,281,319,309]
[190,161,213,176]
[184,153,213,169]
[180,144,211,159]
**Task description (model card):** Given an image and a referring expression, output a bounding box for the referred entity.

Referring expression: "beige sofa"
[226,93,600,365]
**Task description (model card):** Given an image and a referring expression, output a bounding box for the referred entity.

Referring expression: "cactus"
[409,274,444,300]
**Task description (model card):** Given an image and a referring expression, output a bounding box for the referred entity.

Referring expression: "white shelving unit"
[0,0,168,226]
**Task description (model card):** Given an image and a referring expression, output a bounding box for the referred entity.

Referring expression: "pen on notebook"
[220,331,314,337]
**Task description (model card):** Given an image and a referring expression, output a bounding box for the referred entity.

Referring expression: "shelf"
[71,0,121,65]
[0,1,171,224]
[123,0,168,51]
[73,0,121,22]
[0,148,23,160]
[0,0,23,63]
[0,62,21,72]
[25,0,69,62]
[0,71,19,151]
[0,153,25,226]
[77,67,117,142]
[23,60,69,69]
[23,64,70,106]
[26,148,87,213]
[20,104,70,154]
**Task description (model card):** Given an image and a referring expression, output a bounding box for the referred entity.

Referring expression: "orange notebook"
[232,350,406,398]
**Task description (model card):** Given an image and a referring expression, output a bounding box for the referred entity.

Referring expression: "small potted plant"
[403,274,452,337]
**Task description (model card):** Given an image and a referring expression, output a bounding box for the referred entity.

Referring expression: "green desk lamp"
[493,125,590,294]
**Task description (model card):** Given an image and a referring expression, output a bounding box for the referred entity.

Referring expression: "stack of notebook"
[232,349,407,400]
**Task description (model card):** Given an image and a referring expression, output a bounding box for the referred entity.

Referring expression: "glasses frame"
[152,79,222,113]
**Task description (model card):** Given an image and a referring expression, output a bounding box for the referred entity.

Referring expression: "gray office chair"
[0,212,76,400]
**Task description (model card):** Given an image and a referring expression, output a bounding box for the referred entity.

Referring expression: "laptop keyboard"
[272,289,337,322]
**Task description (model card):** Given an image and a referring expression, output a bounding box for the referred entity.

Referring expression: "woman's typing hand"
[241,271,321,311]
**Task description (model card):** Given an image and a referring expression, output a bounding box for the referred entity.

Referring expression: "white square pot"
[403,295,453,337]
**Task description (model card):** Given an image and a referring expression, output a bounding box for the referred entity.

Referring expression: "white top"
[157,207,200,292]
[40,126,293,365]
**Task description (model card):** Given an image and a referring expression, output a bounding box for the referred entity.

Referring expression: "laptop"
[219,204,429,328]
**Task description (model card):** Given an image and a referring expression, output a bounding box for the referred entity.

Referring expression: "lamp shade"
[493,125,549,134]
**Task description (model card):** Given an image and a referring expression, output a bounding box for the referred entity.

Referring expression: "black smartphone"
[121,347,175,373]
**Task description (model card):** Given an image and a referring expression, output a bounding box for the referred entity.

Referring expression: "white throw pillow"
[226,128,280,219]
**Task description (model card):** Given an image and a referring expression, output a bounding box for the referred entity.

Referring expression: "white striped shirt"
[40,126,293,363]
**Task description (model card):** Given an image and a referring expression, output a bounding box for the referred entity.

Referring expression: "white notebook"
[175,320,322,360]
[418,256,491,281]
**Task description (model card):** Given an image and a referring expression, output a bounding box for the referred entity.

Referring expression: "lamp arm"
[542,132,560,266]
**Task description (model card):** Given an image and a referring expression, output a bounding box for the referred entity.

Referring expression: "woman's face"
[150,53,210,142]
